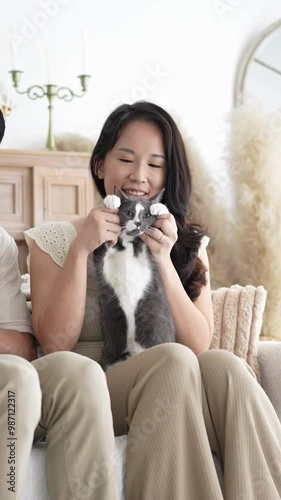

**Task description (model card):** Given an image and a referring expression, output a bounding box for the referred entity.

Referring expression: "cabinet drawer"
[33,167,95,225]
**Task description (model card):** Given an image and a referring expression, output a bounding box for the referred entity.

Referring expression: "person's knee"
[0,355,41,425]
[199,349,251,386]
[152,342,198,369]
[1,354,41,391]
[146,343,200,390]
[34,352,111,428]
[34,351,107,399]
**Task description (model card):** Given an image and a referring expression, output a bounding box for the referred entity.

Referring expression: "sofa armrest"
[258,341,281,422]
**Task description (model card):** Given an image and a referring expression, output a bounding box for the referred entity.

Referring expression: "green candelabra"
[9,70,91,151]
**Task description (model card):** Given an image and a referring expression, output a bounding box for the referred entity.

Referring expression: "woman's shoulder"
[24,220,78,244]
[24,220,80,270]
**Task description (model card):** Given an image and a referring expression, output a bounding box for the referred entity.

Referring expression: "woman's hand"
[72,205,121,256]
[139,213,178,265]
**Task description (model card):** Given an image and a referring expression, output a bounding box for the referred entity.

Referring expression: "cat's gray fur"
[93,186,176,371]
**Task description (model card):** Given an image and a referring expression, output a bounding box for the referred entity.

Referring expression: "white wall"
[1,0,281,168]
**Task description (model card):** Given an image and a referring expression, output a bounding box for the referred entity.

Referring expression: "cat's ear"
[114,185,128,201]
[149,189,165,203]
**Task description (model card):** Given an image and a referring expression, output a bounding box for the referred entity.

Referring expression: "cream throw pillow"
[211,284,267,380]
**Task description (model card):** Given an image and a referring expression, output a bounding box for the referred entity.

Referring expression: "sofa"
[20,280,281,500]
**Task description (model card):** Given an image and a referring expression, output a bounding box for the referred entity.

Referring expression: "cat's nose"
[135,222,141,227]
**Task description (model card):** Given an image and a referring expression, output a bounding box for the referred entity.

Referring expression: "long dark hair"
[90,101,207,300]
[0,109,5,144]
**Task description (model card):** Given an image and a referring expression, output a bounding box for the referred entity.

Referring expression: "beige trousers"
[107,344,281,500]
[0,352,117,500]
[0,345,281,500]
[0,355,41,498]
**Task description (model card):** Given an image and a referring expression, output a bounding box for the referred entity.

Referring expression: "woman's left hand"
[139,213,178,265]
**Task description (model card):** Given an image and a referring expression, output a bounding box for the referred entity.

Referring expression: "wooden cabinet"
[0,165,32,240]
[0,149,98,272]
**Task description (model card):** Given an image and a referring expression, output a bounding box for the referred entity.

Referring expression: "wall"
[0,0,281,170]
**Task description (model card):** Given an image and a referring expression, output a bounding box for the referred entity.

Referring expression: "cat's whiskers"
[119,227,127,237]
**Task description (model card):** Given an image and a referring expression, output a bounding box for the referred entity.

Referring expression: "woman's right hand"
[72,205,121,256]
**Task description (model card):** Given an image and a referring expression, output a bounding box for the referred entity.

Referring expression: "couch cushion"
[211,285,267,380]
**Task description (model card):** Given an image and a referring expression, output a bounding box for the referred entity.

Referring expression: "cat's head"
[114,185,164,239]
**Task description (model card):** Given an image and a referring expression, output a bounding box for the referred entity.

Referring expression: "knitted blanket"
[211,284,267,380]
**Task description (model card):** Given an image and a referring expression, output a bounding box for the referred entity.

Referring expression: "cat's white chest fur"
[103,243,151,354]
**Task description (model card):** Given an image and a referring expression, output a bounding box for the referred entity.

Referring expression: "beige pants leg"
[32,351,118,500]
[0,354,41,500]
[106,343,224,500]
[198,349,281,500]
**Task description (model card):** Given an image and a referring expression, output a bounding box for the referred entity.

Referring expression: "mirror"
[234,19,281,113]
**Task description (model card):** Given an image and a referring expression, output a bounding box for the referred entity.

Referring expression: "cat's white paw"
[104,195,121,209]
[150,203,169,216]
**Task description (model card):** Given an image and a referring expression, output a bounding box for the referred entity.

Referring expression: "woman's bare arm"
[0,330,37,361]
[140,213,213,355]
[157,248,214,354]
[30,241,89,354]
[30,206,121,354]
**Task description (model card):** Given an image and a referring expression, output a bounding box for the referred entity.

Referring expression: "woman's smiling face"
[97,120,167,198]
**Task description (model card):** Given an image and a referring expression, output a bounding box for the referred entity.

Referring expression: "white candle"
[10,33,17,70]
[81,28,88,75]
[46,43,53,83]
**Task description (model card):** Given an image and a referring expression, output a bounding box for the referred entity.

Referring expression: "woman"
[25,101,281,500]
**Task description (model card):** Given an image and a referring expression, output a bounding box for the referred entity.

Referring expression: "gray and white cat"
[93,185,176,371]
